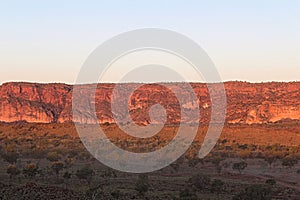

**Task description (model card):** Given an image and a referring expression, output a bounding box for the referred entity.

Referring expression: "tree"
[264,155,277,168]
[51,161,64,177]
[23,163,39,179]
[282,156,298,169]
[75,165,95,185]
[189,173,211,191]
[135,174,149,196]
[63,171,72,189]
[210,156,225,174]
[264,151,283,168]
[232,161,247,174]
[7,164,20,179]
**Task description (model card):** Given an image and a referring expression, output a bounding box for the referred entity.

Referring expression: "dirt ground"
[0,122,300,199]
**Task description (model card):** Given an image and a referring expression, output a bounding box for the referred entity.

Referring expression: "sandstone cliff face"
[224,82,300,124]
[0,82,71,123]
[0,82,299,124]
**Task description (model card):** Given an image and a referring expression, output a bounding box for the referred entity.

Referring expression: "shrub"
[85,185,103,199]
[51,161,64,177]
[101,169,117,178]
[179,188,198,200]
[1,151,19,164]
[135,174,149,196]
[189,174,211,190]
[7,164,20,179]
[75,165,95,185]
[64,157,75,170]
[232,161,248,174]
[110,189,121,199]
[210,179,224,193]
[282,156,298,168]
[265,179,276,186]
[46,152,61,162]
[233,184,272,200]
[63,171,72,179]
[23,163,39,178]
[210,156,225,174]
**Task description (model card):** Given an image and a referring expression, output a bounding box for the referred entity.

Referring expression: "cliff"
[0,81,299,124]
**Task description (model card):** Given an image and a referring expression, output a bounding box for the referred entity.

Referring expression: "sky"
[0,0,300,84]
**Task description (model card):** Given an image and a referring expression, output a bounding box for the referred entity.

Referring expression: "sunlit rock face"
[0,81,299,124]
[0,82,71,123]
[224,82,300,124]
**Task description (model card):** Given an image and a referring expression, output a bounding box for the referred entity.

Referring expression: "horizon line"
[1,80,300,86]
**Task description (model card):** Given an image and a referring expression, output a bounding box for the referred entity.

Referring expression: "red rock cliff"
[0,82,299,124]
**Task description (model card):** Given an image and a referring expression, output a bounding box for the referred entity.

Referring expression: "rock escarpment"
[0,82,299,124]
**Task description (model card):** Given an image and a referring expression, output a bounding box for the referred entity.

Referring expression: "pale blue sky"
[0,0,299,84]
